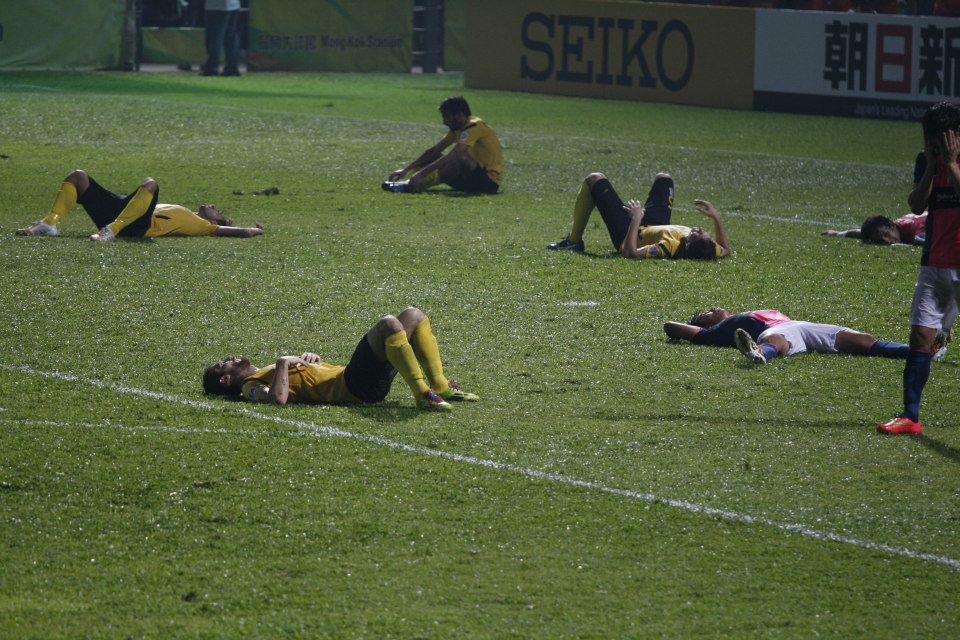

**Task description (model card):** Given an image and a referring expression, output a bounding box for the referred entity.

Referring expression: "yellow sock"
[385,331,429,399]
[568,180,595,243]
[410,317,449,393]
[41,181,78,226]
[419,169,440,189]
[105,186,152,235]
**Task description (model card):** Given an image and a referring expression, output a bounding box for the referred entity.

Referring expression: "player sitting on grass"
[16,169,263,241]
[382,95,503,194]
[546,172,730,259]
[203,307,478,411]
[821,212,926,245]
[664,307,944,364]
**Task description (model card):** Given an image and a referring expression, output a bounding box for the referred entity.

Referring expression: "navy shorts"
[591,175,674,249]
[77,177,159,238]
[447,165,500,194]
[343,335,398,403]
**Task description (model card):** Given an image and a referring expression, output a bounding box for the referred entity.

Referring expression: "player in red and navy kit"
[665,308,914,364]
[822,212,927,245]
[879,102,960,435]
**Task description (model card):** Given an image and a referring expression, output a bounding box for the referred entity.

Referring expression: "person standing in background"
[202,0,241,76]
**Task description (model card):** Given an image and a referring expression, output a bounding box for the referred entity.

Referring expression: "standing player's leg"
[16,170,91,236]
[879,268,957,434]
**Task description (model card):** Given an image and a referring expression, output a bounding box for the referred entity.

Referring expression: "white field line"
[2,363,958,571]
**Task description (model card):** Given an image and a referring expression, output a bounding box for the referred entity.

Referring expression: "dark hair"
[860,215,896,244]
[203,364,235,396]
[685,236,718,260]
[439,95,471,117]
[922,101,960,141]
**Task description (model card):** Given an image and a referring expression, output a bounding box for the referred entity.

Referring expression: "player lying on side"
[203,307,477,412]
[546,172,730,259]
[16,169,264,240]
[382,95,503,194]
[664,307,947,365]
[821,212,926,245]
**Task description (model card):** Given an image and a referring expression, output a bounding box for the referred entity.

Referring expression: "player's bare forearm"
[215,223,264,238]
[620,202,645,258]
[267,356,298,404]
[663,321,701,341]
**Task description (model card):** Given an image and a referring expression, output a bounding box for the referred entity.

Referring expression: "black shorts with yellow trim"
[343,336,398,403]
[77,177,160,238]
[447,165,500,194]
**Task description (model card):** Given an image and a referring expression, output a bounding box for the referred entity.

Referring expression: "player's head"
[203,356,255,397]
[860,215,900,244]
[683,227,718,260]
[689,308,731,327]
[922,101,960,142]
[198,204,233,227]
[439,95,471,130]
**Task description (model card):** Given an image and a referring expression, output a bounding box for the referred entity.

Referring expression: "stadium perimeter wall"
[0,0,125,70]
[465,0,960,120]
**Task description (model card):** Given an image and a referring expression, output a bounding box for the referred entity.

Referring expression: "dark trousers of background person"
[203,10,240,76]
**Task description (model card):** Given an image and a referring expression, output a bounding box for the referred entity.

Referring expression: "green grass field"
[1,70,958,638]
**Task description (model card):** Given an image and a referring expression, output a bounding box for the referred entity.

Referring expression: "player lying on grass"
[879,101,960,435]
[203,307,477,412]
[16,169,264,241]
[821,212,926,245]
[382,95,503,194]
[664,307,945,364]
[546,172,730,259]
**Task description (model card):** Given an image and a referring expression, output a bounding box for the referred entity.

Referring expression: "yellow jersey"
[637,225,724,258]
[145,204,219,238]
[241,362,359,404]
[442,116,503,185]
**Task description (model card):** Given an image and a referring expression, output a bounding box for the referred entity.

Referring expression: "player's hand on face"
[694,199,719,218]
[942,130,960,163]
[299,352,322,364]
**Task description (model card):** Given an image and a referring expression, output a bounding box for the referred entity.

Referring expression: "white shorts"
[757,321,848,356]
[909,266,960,331]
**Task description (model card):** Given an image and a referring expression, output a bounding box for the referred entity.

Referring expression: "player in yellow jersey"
[16,170,264,240]
[203,307,478,412]
[382,95,503,194]
[547,172,730,259]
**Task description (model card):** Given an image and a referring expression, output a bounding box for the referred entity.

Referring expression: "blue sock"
[868,340,910,359]
[902,350,932,422]
[760,343,779,361]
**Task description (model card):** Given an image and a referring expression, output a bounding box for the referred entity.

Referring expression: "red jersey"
[913,151,960,268]
[894,212,927,244]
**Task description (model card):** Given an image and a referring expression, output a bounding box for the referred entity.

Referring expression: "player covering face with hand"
[203,307,478,411]
[16,169,263,240]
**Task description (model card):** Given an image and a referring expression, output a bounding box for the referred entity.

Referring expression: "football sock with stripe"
[868,340,910,359]
[385,330,430,399]
[41,181,78,226]
[409,316,449,393]
[105,186,153,236]
[901,350,932,422]
[568,179,595,244]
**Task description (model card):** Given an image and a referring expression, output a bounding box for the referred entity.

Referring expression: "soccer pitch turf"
[1,71,958,638]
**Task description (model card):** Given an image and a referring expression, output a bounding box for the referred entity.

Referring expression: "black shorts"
[591,175,674,250]
[343,336,398,403]
[446,165,500,194]
[76,177,160,238]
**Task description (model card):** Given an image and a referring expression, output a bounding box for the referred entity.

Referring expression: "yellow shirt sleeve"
[145,204,219,238]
